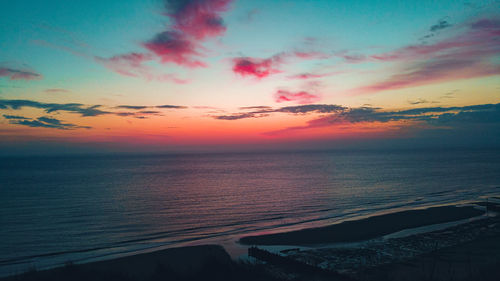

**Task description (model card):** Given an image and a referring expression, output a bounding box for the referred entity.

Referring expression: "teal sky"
[0,0,499,154]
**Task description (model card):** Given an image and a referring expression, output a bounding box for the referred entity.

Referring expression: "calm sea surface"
[1,149,499,276]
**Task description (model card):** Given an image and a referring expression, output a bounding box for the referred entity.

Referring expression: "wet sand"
[240,205,484,245]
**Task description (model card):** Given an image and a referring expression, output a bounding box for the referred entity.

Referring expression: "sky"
[0,0,499,154]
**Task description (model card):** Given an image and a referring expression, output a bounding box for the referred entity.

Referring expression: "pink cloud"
[274,90,321,104]
[231,51,330,79]
[287,72,331,80]
[355,60,500,94]
[354,17,500,94]
[45,88,70,93]
[102,0,233,76]
[95,52,187,83]
[143,31,205,67]
[167,0,232,40]
[141,0,233,67]
[293,51,329,60]
[232,57,281,78]
[96,53,153,77]
[0,67,42,81]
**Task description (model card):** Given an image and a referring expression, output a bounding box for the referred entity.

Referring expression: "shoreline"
[1,204,492,281]
[239,205,484,245]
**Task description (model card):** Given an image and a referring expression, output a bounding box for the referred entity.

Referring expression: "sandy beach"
[240,205,484,245]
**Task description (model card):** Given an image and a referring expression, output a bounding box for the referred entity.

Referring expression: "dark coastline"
[1,204,494,281]
[0,245,283,281]
[240,205,484,245]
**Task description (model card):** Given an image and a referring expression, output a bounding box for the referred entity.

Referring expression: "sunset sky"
[1,0,499,154]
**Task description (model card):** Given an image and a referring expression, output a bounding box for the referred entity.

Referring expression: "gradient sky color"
[1,0,499,154]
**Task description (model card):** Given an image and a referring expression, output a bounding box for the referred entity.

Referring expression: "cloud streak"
[95,52,188,83]
[232,51,330,79]
[264,103,500,135]
[0,99,187,117]
[0,67,43,81]
[274,90,321,104]
[429,19,452,32]
[3,115,91,130]
[354,17,500,94]
[213,104,346,120]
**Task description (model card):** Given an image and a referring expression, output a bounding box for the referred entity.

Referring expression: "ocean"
[1,149,499,276]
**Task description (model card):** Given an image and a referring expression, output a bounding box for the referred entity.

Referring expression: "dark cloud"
[116,105,149,110]
[143,31,204,67]
[213,104,346,120]
[0,99,109,117]
[165,0,231,40]
[239,106,272,110]
[0,67,43,81]
[265,103,500,135]
[239,8,259,23]
[276,104,346,114]
[470,18,500,29]
[116,104,187,110]
[138,110,162,115]
[4,115,91,130]
[144,0,232,67]
[2,114,28,120]
[156,104,188,109]
[213,112,268,120]
[430,20,452,32]
[37,116,64,125]
[0,99,187,118]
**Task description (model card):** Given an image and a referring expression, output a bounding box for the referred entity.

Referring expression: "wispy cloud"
[408,98,439,105]
[287,72,332,80]
[115,105,149,110]
[264,103,500,135]
[116,104,188,110]
[2,114,28,120]
[353,17,500,94]
[213,104,346,120]
[44,88,70,93]
[0,100,109,117]
[95,52,188,83]
[430,19,452,32]
[0,99,187,118]
[232,51,330,79]
[0,67,42,81]
[274,90,320,104]
[157,104,188,109]
[3,115,91,130]
[355,59,499,94]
